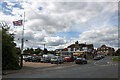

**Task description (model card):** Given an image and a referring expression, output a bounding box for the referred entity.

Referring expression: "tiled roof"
[67,43,93,48]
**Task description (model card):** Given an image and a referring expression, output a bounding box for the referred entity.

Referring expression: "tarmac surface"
[2,56,119,79]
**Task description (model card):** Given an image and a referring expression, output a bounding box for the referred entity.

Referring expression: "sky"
[0,0,119,51]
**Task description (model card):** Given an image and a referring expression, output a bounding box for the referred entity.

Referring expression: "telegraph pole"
[20,12,25,69]
[44,44,45,54]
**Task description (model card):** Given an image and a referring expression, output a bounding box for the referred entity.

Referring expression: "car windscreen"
[82,58,86,60]
[77,58,82,60]
[52,57,57,59]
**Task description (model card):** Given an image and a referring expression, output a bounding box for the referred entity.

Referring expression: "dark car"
[94,56,101,60]
[100,55,105,58]
[24,56,32,62]
[32,56,41,62]
[75,58,87,64]
[41,57,51,63]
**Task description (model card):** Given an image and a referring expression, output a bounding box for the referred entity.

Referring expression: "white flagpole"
[20,12,25,69]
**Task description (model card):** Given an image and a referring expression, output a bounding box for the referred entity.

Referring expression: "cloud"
[44,36,67,46]
[0,1,118,50]
[70,26,118,50]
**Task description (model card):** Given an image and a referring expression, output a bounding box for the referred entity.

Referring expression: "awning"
[73,53,78,56]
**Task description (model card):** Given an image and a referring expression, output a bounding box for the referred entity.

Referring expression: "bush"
[2,27,20,70]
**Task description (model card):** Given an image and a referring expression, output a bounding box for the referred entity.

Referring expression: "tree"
[115,48,120,56]
[2,23,20,70]
[34,48,42,55]
[44,48,48,54]
[40,50,44,55]
[23,48,30,54]
[24,48,34,55]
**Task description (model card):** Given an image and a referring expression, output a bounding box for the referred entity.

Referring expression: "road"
[3,56,118,78]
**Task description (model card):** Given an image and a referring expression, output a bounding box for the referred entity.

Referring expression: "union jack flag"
[13,20,23,26]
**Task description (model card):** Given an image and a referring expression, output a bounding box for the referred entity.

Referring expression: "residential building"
[61,41,94,59]
[97,45,115,56]
[94,49,97,55]
[67,41,94,53]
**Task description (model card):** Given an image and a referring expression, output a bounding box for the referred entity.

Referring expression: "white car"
[51,56,64,64]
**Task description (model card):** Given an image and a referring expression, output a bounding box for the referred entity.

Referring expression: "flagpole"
[20,12,25,69]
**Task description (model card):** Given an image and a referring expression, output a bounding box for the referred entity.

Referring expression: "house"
[97,45,115,56]
[67,41,94,53]
[94,49,97,55]
[61,41,94,59]
[62,48,68,51]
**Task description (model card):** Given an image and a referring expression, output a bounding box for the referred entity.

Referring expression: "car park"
[51,56,64,64]
[75,58,87,64]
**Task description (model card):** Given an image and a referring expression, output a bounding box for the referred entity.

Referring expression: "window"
[68,48,71,51]
[82,47,84,49]
[106,50,108,53]
[71,48,74,51]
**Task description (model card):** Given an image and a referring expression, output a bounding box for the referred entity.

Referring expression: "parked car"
[24,56,32,62]
[51,56,64,64]
[37,56,42,62]
[94,56,101,60]
[32,56,41,62]
[63,56,72,62]
[100,54,105,58]
[41,54,55,63]
[40,57,51,63]
[75,58,87,64]
[23,56,28,60]
[43,54,54,58]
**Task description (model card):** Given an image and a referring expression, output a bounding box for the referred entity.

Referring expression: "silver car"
[51,56,64,64]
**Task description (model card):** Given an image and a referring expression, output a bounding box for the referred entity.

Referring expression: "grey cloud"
[76,26,118,49]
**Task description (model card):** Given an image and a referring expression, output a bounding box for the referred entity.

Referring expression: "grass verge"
[112,56,120,62]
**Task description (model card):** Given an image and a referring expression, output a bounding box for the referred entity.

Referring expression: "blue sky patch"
[12,3,24,9]
[38,7,43,11]
[0,2,14,16]
[53,31,81,40]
